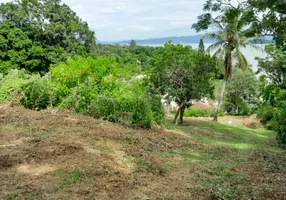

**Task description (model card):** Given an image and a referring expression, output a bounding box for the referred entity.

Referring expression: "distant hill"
[98,35,273,45]
[98,35,214,45]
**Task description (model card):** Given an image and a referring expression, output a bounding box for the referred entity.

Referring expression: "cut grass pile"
[0,105,285,200]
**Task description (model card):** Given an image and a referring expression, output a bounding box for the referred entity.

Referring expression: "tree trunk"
[179,106,185,124]
[213,79,227,121]
[174,108,180,124]
[174,102,186,124]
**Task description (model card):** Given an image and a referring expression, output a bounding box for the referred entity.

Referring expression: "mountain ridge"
[98,34,273,45]
[98,34,212,45]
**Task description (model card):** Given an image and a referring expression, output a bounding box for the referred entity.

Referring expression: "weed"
[196,164,248,200]
[54,171,82,192]
[4,194,20,200]
[134,157,150,172]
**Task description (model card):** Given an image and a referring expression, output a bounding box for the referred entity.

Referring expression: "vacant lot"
[0,105,285,200]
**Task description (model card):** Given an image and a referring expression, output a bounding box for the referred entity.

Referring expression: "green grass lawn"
[163,118,286,199]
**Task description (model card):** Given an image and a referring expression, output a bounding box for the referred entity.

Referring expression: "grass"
[54,171,82,192]
[168,119,282,152]
[163,117,286,199]
[1,106,286,200]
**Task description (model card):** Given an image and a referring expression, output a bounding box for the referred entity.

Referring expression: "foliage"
[192,0,260,121]
[273,102,286,144]
[0,69,35,103]
[0,0,96,73]
[184,107,224,118]
[248,0,286,49]
[95,44,157,72]
[21,75,51,110]
[198,39,205,54]
[129,40,137,52]
[256,44,286,143]
[184,107,213,117]
[16,56,163,128]
[256,45,286,89]
[250,0,286,144]
[150,41,216,124]
[257,104,277,129]
[224,68,259,115]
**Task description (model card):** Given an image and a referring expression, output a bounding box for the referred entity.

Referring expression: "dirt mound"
[242,114,262,129]
[192,101,213,110]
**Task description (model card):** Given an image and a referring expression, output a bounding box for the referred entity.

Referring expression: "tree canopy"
[248,0,286,49]
[192,0,261,121]
[0,0,96,73]
[150,42,216,124]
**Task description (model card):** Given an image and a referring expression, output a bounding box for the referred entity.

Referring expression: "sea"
[143,43,267,72]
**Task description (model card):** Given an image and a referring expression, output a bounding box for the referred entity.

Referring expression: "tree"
[224,68,259,115]
[0,0,96,73]
[198,38,205,54]
[192,0,260,121]
[256,44,286,89]
[129,40,137,52]
[150,42,216,124]
[246,0,286,143]
[248,0,286,49]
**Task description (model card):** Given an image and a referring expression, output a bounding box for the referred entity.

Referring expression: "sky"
[0,0,207,41]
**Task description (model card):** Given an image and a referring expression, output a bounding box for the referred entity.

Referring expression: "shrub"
[20,75,51,110]
[0,69,34,104]
[272,102,286,144]
[88,95,154,128]
[4,56,165,128]
[50,56,122,89]
[184,107,213,117]
[257,105,276,127]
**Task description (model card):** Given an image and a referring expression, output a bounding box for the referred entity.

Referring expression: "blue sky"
[0,0,207,41]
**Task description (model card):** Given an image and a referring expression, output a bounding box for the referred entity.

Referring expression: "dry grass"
[0,105,285,200]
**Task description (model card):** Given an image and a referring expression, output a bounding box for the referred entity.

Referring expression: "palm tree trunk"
[213,79,226,121]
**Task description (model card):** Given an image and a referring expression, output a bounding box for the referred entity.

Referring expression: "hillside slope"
[0,105,285,199]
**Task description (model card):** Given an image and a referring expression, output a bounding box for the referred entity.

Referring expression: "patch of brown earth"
[17,164,57,176]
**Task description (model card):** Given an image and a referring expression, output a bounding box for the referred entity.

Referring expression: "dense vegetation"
[0,0,285,144]
[0,0,96,73]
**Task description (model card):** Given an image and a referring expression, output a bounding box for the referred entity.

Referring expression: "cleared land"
[0,105,285,200]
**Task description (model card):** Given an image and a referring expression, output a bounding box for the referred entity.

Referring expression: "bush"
[2,56,165,128]
[20,75,51,110]
[0,69,34,104]
[272,102,286,144]
[50,56,164,128]
[88,95,155,128]
[257,105,276,127]
[184,107,213,117]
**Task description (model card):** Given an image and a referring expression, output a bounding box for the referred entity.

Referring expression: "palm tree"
[202,8,261,121]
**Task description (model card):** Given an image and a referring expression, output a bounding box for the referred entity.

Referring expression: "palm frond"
[214,47,227,60]
[205,40,225,54]
[233,48,248,71]
[211,17,225,31]
[202,33,224,42]
[245,42,264,52]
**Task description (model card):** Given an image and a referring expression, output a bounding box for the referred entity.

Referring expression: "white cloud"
[127,25,154,32]
[163,21,190,30]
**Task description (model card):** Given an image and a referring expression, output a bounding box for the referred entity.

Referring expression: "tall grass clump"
[0,69,36,104]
